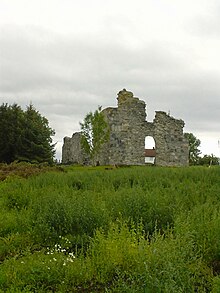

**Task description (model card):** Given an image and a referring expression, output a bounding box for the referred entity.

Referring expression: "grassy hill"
[0,164,220,292]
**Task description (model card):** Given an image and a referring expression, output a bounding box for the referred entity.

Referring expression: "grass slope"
[0,164,220,292]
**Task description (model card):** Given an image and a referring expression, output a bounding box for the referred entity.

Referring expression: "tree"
[198,154,219,166]
[0,103,55,164]
[80,106,110,165]
[0,103,24,163]
[184,132,201,165]
[20,104,56,163]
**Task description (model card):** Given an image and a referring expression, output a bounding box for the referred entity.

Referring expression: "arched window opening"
[145,136,156,165]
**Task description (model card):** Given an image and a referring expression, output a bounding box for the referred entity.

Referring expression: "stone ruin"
[62,89,189,166]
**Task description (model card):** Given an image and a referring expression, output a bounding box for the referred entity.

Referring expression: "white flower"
[68,252,75,258]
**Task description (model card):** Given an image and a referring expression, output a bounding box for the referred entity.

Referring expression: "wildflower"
[53,258,57,261]
[68,252,75,258]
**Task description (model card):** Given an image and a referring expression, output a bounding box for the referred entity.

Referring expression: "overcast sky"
[0,0,220,160]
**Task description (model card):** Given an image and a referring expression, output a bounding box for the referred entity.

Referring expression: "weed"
[0,165,219,291]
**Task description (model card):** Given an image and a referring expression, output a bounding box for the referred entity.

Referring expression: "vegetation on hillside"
[0,164,220,292]
[0,162,64,181]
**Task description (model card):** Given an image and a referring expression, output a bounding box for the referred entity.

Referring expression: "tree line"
[184,132,219,166]
[0,103,55,164]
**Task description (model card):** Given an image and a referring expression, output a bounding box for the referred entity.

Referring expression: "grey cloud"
[0,26,189,94]
[188,1,220,38]
[1,25,220,159]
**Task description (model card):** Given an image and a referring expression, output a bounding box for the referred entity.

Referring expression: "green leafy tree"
[198,154,219,166]
[80,106,110,165]
[184,132,201,165]
[0,103,55,164]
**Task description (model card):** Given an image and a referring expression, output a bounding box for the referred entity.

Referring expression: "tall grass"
[0,165,220,291]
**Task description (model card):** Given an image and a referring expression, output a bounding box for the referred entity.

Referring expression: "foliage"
[199,154,219,166]
[0,165,220,291]
[184,132,201,165]
[0,103,55,164]
[80,106,110,164]
[0,161,64,181]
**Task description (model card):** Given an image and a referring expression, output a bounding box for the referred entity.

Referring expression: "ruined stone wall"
[101,90,147,165]
[62,89,189,166]
[62,132,89,165]
[152,111,189,166]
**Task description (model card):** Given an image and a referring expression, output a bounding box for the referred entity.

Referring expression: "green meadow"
[0,164,220,292]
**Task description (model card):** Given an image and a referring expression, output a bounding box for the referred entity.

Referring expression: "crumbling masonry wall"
[62,89,189,166]
[62,132,89,165]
